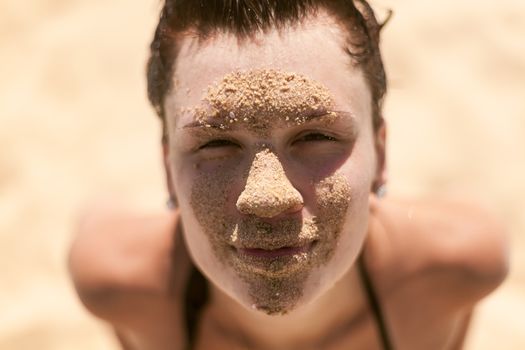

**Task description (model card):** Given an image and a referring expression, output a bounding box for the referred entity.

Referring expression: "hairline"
[150,1,386,143]
[163,11,375,132]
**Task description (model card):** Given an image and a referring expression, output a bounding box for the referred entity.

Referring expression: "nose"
[236,149,303,218]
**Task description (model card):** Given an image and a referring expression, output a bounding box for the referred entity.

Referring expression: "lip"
[237,242,314,258]
[230,240,318,276]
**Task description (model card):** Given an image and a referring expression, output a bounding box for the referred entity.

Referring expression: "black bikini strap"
[183,266,209,350]
[357,253,393,350]
[182,249,392,350]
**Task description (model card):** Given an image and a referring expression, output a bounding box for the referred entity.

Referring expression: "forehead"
[165,11,371,127]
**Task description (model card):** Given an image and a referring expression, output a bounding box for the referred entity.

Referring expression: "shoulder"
[68,202,188,320]
[366,195,510,308]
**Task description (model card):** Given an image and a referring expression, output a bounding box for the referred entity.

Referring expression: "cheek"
[168,156,233,259]
[171,151,241,227]
[185,160,247,256]
[342,165,374,237]
[309,173,353,268]
[328,137,376,253]
[173,162,244,293]
[342,134,377,198]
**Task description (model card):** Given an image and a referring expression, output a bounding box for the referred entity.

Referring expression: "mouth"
[237,241,315,259]
[229,240,318,276]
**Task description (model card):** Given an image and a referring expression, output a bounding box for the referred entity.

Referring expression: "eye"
[196,138,242,160]
[294,132,337,143]
[199,139,239,149]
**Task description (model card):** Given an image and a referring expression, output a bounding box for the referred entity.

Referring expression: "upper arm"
[68,208,123,317]
[433,202,510,301]
[405,198,509,305]
[67,205,180,320]
[370,197,510,307]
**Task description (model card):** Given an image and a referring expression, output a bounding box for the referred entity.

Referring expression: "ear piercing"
[166,197,176,210]
[375,184,387,199]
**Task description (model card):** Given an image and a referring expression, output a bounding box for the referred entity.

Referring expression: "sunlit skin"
[164,14,381,318]
[69,10,509,350]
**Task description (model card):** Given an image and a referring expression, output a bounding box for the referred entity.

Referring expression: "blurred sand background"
[0,0,524,349]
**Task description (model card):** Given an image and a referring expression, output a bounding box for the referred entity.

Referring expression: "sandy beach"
[0,0,524,349]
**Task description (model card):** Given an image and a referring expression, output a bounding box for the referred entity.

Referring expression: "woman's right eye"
[199,139,239,149]
[190,138,243,168]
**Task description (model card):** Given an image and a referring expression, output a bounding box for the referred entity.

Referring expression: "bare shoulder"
[366,195,510,307]
[68,202,188,319]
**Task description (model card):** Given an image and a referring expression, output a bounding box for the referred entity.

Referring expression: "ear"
[371,118,387,193]
[163,137,178,207]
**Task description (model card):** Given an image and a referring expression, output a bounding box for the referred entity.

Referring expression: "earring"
[166,197,176,210]
[375,184,387,199]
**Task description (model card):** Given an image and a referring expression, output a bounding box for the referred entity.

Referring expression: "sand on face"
[192,69,336,133]
[1,0,525,349]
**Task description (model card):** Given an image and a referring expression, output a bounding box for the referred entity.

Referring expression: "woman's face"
[164,12,384,315]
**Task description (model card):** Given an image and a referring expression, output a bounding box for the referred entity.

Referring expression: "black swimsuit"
[183,253,393,350]
[357,253,393,350]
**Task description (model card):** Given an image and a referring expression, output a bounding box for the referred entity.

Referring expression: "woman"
[68,1,509,349]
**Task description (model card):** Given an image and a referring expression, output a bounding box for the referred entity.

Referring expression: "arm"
[412,198,509,303]
[369,196,509,303]
[367,196,510,349]
[68,204,189,350]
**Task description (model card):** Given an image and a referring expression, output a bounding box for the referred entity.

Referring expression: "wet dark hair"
[147,0,389,135]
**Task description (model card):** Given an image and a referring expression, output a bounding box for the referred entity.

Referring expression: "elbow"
[67,212,123,319]
[462,215,511,299]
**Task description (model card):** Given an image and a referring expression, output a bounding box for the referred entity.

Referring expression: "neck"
[207,264,368,349]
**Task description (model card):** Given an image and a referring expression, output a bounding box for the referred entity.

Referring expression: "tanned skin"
[69,10,508,350]
[68,196,508,350]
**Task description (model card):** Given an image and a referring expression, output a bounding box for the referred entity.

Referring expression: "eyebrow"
[182,119,232,130]
[181,109,356,130]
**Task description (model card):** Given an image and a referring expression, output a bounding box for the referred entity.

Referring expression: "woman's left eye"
[295,133,337,143]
